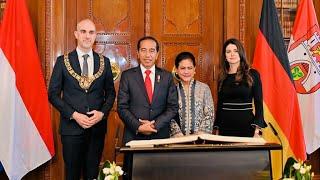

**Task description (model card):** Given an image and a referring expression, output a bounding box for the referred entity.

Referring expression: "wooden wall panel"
[164,0,201,35]
[48,0,69,179]
[149,0,223,102]
[162,43,200,79]
[223,0,262,64]
[224,0,240,39]
[212,0,224,100]
[244,0,262,63]
[92,1,129,33]
[314,0,320,24]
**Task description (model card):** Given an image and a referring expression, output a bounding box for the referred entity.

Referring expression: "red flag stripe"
[291,0,319,41]
[0,0,54,156]
[254,31,306,160]
[287,0,320,154]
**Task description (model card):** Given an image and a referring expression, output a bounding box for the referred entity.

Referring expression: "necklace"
[63,53,105,90]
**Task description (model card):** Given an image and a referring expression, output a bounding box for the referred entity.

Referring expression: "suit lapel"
[152,67,161,105]
[93,52,100,74]
[88,52,101,91]
[69,50,82,75]
[134,66,150,103]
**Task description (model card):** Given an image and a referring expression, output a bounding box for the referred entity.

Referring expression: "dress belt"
[222,102,253,111]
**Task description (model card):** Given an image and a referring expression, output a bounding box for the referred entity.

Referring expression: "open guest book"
[125,134,266,148]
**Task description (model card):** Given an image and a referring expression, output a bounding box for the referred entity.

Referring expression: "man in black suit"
[48,19,116,180]
[117,36,178,179]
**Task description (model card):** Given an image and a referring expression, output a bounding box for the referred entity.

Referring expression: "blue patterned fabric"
[170,80,215,136]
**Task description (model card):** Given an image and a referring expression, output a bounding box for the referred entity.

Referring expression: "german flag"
[252,0,306,178]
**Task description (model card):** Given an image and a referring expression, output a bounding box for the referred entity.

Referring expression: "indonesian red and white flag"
[287,0,320,154]
[0,0,55,179]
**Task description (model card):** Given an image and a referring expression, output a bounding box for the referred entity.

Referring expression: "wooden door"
[148,0,223,101]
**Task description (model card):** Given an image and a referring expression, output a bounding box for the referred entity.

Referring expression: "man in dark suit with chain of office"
[48,19,116,180]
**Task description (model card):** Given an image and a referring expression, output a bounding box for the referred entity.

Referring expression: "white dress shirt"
[76,47,94,77]
[140,64,155,91]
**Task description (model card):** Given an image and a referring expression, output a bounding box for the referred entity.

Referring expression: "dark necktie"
[82,54,89,77]
[145,70,153,103]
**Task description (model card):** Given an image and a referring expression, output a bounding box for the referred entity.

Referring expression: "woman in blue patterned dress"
[170,52,215,137]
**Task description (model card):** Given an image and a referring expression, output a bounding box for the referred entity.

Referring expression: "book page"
[125,135,199,148]
[126,134,266,147]
[199,134,266,144]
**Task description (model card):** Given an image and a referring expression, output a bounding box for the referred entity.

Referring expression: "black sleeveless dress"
[214,69,267,137]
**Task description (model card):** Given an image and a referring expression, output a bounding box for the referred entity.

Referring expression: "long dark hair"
[218,38,253,91]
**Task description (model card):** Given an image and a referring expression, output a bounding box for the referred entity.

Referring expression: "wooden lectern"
[120,143,281,180]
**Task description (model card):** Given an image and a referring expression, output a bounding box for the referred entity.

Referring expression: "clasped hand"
[72,110,104,129]
[138,119,157,135]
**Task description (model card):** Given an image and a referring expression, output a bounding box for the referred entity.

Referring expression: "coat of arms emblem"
[288,25,320,94]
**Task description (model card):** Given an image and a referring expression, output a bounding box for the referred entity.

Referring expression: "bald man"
[48,19,116,180]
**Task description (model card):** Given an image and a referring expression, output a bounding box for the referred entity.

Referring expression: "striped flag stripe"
[253,0,306,178]
[0,0,54,179]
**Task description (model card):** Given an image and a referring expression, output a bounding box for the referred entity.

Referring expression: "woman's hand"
[253,128,262,138]
[212,129,219,135]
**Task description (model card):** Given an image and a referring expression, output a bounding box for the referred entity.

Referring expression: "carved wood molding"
[88,0,93,18]
[145,0,151,35]
[162,0,203,37]
[43,0,53,179]
[89,0,131,36]
[239,0,245,44]
[44,0,52,87]
[95,32,130,36]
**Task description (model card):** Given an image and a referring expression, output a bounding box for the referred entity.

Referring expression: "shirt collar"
[140,64,155,75]
[76,47,93,59]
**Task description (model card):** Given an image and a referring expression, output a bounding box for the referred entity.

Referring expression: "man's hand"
[139,119,156,129]
[139,119,150,124]
[138,120,157,135]
[87,110,104,125]
[72,111,95,129]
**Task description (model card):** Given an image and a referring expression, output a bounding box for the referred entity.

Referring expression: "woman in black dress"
[214,38,266,137]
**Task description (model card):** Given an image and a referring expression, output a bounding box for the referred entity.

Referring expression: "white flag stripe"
[0,49,51,180]
[287,0,320,154]
[298,92,320,153]
[288,37,320,153]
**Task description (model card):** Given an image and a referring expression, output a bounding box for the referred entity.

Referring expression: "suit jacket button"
[150,109,152,111]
